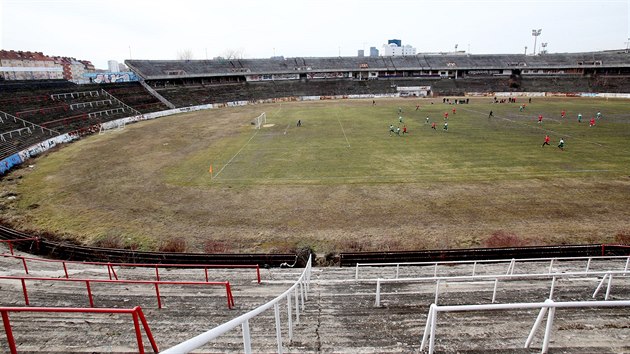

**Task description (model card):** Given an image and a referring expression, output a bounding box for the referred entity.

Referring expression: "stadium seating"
[0,246,298,352]
[1,241,628,353]
[0,82,169,160]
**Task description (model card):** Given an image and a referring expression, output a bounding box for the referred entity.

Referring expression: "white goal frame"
[99,120,126,134]
[254,112,266,129]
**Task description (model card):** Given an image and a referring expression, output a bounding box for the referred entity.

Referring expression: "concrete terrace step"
[1,245,629,353]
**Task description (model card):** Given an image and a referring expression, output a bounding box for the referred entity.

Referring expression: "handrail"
[100,89,143,115]
[0,252,261,283]
[0,110,60,136]
[355,255,630,280]
[420,299,630,354]
[0,275,234,309]
[0,238,39,256]
[373,270,630,306]
[0,305,158,354]
[161,255,312,354]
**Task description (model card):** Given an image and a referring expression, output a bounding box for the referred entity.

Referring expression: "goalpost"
[98,120,126,134]
[254,112,266,129]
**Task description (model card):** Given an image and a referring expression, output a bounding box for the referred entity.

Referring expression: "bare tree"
[221,48,245,60]
[177,49,194,60]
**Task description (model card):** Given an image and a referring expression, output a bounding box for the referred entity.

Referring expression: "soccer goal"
[254,112,266,129]
[98,119,126,134]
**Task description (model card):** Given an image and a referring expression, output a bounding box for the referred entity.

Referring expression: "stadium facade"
[126,50,630,82]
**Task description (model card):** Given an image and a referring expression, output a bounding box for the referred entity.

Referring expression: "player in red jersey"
[542,135,550,147]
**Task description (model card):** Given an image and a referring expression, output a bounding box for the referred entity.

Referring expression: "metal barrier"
[0,238,39,256]
[0,224,297,266]
[341,244,630,267]
[374,270,630,307]
[0,275,234,309]
[420,299,630,354]
[0,305,158,354]
[355,255,630,280]
[0,253,261,283]
[161,255,312,354]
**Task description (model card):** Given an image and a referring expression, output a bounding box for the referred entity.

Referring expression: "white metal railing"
[87,107,127,118]
[100,89,142,116]
[69,99,112,110]
[374,270,630,307]
[50,91,100,100]
[355,255,630,280]
[0,110,60,136]
[420,299,630,354]
[161,255,312,354]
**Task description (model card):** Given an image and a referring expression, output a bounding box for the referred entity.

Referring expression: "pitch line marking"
[212,129,260,180]
[336,110,351,148]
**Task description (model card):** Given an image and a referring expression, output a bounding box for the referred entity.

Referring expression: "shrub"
[484,230,527,248]
[614,230,630,244]
[341,239,369,252]
[203,240,231,253]
[93,234,124,249]
[159,237,188,253]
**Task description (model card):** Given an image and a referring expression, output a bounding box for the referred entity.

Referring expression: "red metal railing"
[0,253,260,283]
[0,275,235,309]
[0,306,158,354]
[0,238,39,256]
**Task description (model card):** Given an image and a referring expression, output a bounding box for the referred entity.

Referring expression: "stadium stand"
[122,50,630,108]
[126,51,630,79]
[1,242,628,353]
[0,81,170,160]
[0,244,302,352]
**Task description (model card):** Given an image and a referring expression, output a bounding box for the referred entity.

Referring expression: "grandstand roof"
[126,50,630,80]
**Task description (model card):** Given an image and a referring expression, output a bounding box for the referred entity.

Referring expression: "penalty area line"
[336,111,351,148]
[212,129,260,180]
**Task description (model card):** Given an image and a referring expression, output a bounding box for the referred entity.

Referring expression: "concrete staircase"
[1,246,629,353]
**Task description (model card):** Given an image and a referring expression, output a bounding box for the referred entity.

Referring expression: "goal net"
[99,119,126,134]
[254,112,266,129]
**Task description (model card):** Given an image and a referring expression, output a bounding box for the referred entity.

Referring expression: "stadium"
[1,48,630,353]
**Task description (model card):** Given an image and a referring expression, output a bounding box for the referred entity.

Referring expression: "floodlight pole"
[524,46,528,55]
[531,29,542,55]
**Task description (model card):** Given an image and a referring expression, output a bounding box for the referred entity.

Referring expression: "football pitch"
[171,97,630,185]
[4,97,630,253]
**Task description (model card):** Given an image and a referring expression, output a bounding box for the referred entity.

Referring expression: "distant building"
[51,56,93,83]
[108,60,119,73]
[0,50,62,80]
[369,47,379,57]
[80,60,95,72]
[381,43,416,57]
[0,50,94,82]
[358,50,364,57]
[388,39,402,47]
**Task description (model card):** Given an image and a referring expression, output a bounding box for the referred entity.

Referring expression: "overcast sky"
[1,0,629,70]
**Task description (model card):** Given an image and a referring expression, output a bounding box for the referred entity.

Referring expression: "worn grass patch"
[1,97,629,254]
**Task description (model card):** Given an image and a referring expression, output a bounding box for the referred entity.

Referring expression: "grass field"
[1,97,629,255]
